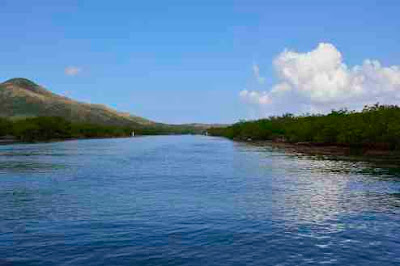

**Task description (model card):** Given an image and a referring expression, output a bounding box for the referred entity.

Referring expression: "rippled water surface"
[1,136,399,265]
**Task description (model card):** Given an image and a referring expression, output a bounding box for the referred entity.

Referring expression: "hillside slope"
[0,78,153,127]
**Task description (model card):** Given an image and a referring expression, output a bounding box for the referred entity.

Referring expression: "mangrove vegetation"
[208,104,400,151]
[0,116,203,143]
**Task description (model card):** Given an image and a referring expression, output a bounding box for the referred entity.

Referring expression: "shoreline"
[0,135,133,146]
[241,140,400,167]
[0,134,203,146]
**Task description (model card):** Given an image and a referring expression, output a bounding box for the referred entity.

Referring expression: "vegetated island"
[208,104,400,165]
[0,78,210,143]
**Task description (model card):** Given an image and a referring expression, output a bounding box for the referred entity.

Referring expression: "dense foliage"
[0,117,12,136]
[208,104,400,150]
[0,116,203,142]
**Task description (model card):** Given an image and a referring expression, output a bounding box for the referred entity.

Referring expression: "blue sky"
[1,0,399,123]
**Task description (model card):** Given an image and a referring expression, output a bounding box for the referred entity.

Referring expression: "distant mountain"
[0,78,154,127]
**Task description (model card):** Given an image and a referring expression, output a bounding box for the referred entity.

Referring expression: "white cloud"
[252,63,266,85]
[64,66,82,76]
[240,43,400,115]
[240,89,271,105]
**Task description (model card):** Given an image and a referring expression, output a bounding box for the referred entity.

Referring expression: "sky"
[0,0,399,124]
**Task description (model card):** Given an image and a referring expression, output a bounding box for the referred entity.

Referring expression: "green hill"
[0,78,153,127]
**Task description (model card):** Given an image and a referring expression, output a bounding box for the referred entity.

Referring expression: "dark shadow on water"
[0,161,65,173]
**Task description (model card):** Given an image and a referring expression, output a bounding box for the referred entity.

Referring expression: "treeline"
[0,116,201,142]
[208,104,400,150]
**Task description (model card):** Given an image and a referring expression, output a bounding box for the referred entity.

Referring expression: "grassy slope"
[0,78,153,127]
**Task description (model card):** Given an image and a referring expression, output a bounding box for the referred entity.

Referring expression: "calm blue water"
[0,136,399,265]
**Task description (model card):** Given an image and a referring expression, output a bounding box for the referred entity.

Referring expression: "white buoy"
[131,131,135,137]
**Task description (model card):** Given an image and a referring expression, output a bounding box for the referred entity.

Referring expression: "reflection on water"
[234,144,400,225]
[0,143,71,174]
[0,136,399,265]
[0,161,65,173]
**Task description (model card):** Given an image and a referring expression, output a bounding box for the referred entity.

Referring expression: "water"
[0,136,399,265]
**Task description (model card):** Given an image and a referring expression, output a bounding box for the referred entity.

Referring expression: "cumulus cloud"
[64,66,82,76]
[240,90,271,105]
[240,43,400,115]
